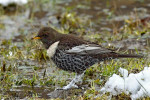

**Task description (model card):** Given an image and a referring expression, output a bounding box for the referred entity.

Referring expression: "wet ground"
[0,0,150,99]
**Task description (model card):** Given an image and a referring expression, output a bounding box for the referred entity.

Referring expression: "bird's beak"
[32,36,41,40]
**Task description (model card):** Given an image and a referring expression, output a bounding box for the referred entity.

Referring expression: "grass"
[0,0,150,99]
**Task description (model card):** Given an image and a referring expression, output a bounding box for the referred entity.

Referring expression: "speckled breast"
[51,49,99,74]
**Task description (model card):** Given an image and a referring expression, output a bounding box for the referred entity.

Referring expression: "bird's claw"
[62,84,78,90]
[55,87,64,90]
[54,84,78,90]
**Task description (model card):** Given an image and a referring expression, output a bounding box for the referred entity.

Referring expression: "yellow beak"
[32,36,41,40]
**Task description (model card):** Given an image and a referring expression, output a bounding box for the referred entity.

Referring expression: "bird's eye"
[43,34,47,37]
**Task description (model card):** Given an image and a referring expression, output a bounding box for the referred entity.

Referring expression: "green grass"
[0,0,150,99]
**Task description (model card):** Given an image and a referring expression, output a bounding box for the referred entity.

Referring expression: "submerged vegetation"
[0,0,150,99]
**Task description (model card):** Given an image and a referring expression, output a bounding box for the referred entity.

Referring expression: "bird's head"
[32,27,59,49]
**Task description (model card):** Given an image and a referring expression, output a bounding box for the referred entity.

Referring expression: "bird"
[32,27,143,90]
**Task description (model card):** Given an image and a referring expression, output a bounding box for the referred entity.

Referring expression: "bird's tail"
[97,53,143,61]
[117,54,143,58]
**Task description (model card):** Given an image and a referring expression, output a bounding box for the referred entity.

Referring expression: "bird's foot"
[55,84,78,90]
[55,73,84,90]
[55,87,64,90]
[78,79,83,84]
[62,84,78,90]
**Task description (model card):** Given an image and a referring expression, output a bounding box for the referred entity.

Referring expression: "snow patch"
[0,0,28,6]
[100,67,150,99]
[119,67,128,78]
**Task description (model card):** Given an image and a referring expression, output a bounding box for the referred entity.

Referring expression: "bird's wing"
[64,44,122,60]
[65,44,114,55]
[65,44,143,60]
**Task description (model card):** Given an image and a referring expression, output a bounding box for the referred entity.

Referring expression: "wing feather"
[65,44,113,55]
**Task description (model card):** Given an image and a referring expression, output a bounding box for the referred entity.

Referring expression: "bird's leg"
[62,73,84,90]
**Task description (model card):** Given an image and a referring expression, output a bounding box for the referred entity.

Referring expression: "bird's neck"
[45,34,63,49]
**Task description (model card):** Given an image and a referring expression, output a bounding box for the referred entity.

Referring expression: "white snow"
[100,67,150,100]
[119,67,128,78]
[0,0,28,6]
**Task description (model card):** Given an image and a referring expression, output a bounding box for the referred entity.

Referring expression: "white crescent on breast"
[47,41,60,58]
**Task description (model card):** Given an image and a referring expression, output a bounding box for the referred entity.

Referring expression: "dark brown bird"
[33,27,143,89]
